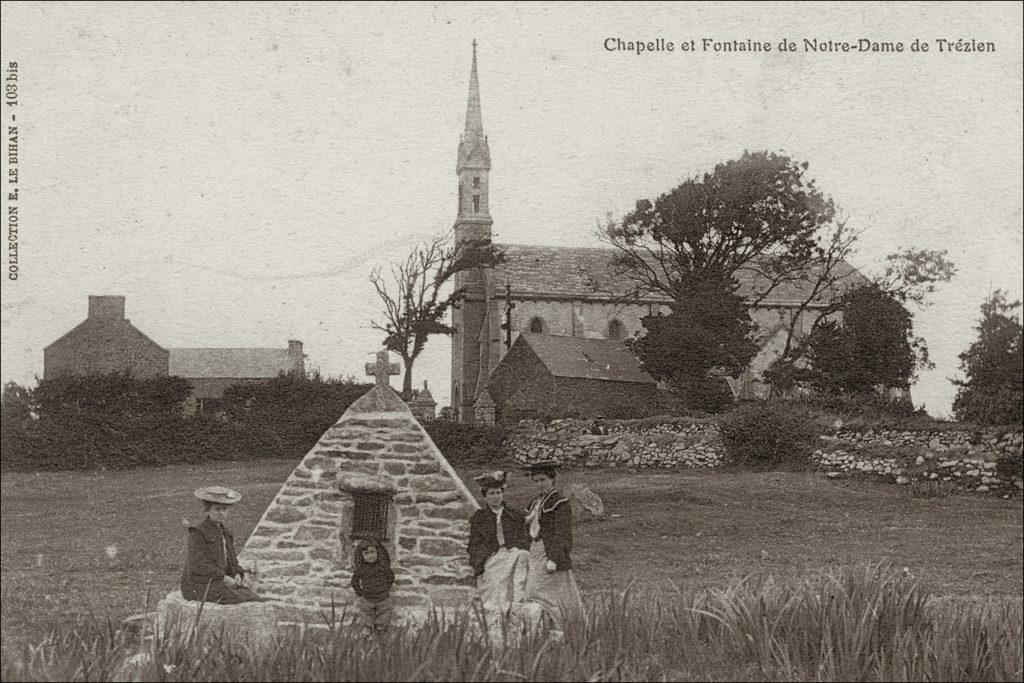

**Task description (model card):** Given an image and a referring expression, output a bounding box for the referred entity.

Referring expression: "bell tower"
[453,39,492,242]
[451,40,493,422]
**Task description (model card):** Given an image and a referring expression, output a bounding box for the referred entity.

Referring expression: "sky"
[1,2,1022,417]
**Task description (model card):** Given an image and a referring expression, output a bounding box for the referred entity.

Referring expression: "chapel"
[450,43,865,423]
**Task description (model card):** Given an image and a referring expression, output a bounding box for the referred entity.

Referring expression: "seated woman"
[467,471,531,607]
[180,485,263,604]
[522,461,584,627]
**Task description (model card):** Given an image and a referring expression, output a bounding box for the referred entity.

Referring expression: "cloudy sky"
[1,2,1021,417]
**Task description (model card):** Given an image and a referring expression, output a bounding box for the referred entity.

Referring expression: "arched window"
[607,319,624,341]
[529,317,545,333]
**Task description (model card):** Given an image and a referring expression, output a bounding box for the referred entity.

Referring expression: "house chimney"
[87,295,126,321]
[288,339,306,377]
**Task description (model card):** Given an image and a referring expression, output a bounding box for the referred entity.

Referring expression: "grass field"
[1,459,1022,653]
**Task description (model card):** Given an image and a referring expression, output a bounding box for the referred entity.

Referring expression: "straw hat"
[193,485,242,505]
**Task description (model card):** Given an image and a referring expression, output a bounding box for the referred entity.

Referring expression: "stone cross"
[366,350,400,387]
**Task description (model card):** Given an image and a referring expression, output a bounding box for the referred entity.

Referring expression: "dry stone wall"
[238,384,478,627]
[505,418,1023,496]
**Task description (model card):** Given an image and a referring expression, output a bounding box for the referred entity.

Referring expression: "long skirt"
[477,547,530,608]
[524,540,583,627]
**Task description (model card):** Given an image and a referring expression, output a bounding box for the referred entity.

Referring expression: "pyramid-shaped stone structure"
[238,383,479,626]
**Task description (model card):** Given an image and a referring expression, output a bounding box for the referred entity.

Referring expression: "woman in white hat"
[180,486,263,604]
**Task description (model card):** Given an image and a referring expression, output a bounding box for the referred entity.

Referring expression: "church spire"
[454,39,492,239]
[464,39,484,136]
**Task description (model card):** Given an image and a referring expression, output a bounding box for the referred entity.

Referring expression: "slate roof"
[518,333,657,384]
[491,243,867,306]
[168,348,295,379]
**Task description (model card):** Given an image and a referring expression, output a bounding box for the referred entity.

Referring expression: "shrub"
[423,420,510,469]
[995,455,1023,482]
[719,402,820,469]
[0,373,372,471]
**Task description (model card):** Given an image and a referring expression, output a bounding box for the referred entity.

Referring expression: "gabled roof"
[44,317,167,353]
[516,333,657,384]
[168,348,295,379]
[491,243,867,306]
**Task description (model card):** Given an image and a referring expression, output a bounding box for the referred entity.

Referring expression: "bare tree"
[370,231,503,398]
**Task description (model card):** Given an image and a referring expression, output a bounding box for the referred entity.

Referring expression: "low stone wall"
[505,418,723,469]
[816,428,1023,497]
[504,418,1024,496]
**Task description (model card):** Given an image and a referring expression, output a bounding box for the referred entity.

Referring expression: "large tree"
[604,151,837,303]
[778,284,928,396]
[370,231,503,398]
[604,151,837,409]
[625,274,758,411]
[952,290,1023,425]
[766,249,956,399]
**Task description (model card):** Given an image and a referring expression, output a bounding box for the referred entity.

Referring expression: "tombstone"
[237,349,479,627]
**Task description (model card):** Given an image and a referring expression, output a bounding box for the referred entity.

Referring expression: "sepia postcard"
[1,2,1021,681]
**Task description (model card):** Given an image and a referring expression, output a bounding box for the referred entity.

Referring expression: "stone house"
[169,343,305,414]
[238,375,478,625]
[42,295,305,413]
[484,333,673,422]
[43,296,169,380]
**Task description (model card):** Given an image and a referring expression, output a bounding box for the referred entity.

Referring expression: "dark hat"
[194,485,242,505]
[521,460,559,476]
[473,470,508,491]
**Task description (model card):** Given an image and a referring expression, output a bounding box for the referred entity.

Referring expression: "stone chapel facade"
[450,44,865,423]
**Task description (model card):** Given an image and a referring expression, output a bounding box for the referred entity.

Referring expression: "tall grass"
[2,563,1021,682]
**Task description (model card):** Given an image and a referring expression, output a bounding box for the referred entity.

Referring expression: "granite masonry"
[236,379,479,627]
[506,418,1023,496]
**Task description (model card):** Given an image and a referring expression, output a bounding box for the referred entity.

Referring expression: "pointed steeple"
[454,40,492,235]
[464,39,484,136]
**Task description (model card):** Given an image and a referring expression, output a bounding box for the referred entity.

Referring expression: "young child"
[350,539,395,637]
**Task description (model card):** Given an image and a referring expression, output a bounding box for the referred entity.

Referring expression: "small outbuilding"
[483,333,672,421]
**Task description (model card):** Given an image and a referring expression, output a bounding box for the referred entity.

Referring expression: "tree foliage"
[604,151,839,411]
[0,372,373,471]
[604,150,837,303]
[370,231,504,397]
[625,274,757,411]
[952,290,1023,425]
[774,285,926,396]
[217,371,371,457]
[767,248,956,403]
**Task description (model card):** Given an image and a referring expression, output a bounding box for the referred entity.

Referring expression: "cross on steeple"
[365,350,400,387]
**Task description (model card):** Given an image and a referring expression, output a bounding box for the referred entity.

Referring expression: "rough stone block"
[419,538,464,556]
[259,562,312,579]
[390,443,427,454]
[252,549,308,562]
[416,491,461,504]
[409,475,458,491]
[309,546,337,561]
[295,525,336,541]
[155,591,278,645]
[419,504,471,520]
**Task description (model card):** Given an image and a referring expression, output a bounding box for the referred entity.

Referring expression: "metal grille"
[350,492,390,541]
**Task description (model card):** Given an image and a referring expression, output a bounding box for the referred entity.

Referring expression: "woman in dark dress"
[467,470,531,607]
[522,461,584,626]
[180,486,263,604]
